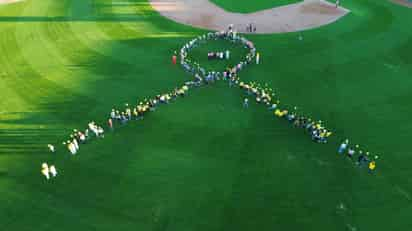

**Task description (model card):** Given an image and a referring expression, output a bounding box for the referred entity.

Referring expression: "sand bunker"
[149,0,350,34]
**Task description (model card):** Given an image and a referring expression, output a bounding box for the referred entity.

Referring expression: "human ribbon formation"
[42,28,378,179]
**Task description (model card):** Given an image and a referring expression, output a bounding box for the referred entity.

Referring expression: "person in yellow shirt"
[369,161,376,172]
[281,110,288,117]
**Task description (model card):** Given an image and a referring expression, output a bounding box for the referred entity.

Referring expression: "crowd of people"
[41,163,57,180]
[338,139,378,172]
[41,121,105,179]
[180,25,256,80]
[41,26,377,179]
[246,23,257,33]
[208,50,230,60]
[237,80,333,143]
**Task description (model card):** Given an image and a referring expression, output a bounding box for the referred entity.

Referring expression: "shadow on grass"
[0,36,195,156]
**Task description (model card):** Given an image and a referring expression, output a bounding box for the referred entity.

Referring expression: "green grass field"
[210,0,301,13]
[1,0,412,230]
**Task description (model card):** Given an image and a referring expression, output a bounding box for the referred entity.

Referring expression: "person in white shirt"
[78,132,86,143]
[65,141,76,155]
[41,163,50,180]
[243,98,249,108]
[49,165,57,177]
[72,138,79,151]
[110,109,116,119]
[47,144,55,153]
[338,139,349,154]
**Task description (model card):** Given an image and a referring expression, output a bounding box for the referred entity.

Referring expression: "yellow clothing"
[280,110,288,117]
[369,161,376,170]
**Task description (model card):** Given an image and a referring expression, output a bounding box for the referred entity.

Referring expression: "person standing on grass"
[358,152,370,167]
[78,131,86,143]
[172,54,177,65]
[47,144,55,153]
[97,126,105,138]
[72,137,79,152]
[108,118,113,131]
[369,161,376,172]
[347,148,355,159]
[268,103,277,110]
[110,109,116,119]
[66,140,76,155]
[256,52,260,64]
[49,165,57,178]
[41,163,50,180]
[243,98,249,108]
[335,0,340,8]
[126,104,132,120]
[338,139,349,154]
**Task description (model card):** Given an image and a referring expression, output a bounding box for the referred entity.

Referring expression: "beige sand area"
[392,0,412,8]
[149,0,350,34]
[0,0,22,4]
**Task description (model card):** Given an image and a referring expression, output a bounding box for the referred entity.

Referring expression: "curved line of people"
[338,139,378,171]
[40,27,377,179]
[180,27,256,85]
[237,80,333,143]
